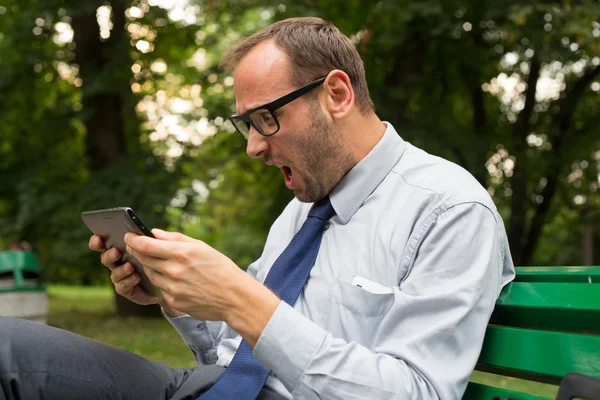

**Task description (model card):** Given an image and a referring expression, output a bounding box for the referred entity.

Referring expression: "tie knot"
[308,196,335,221]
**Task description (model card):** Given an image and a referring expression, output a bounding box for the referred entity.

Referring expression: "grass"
[47,285,197,369]
[46,285,559,397]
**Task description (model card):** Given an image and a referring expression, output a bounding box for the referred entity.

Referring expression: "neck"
[320,111,386,199]
[340,112,386,164]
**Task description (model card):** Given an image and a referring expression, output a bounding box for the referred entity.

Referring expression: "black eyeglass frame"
[229,76,326,139]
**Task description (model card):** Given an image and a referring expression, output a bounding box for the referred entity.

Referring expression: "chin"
[293,188,313,203]
[294,185,328,203]
[294,189,311,203]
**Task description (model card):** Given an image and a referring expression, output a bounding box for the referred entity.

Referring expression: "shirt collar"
[329,122,406,224]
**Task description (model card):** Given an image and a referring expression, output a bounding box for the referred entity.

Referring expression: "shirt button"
[323,222,331,230]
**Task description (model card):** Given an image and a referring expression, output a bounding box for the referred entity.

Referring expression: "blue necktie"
[198,196,335,400]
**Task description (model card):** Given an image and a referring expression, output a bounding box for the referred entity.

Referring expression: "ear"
[322,70,354,120]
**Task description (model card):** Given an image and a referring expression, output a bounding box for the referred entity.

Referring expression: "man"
[0,17,515,399]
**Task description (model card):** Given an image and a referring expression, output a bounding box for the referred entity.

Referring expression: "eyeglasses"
[229,77,326,140]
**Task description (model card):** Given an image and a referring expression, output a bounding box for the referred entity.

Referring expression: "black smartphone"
[81,207,158,296]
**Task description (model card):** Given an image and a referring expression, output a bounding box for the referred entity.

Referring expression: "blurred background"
[0,0,598,395]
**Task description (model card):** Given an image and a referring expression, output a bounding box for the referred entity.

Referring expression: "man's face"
[233,41,353,202]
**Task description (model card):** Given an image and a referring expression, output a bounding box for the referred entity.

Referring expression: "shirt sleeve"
[163,257,264,365]
[162,311,230,365]
[253,202,514,399]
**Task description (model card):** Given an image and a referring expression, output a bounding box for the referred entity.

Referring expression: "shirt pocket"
[329,277,395,317]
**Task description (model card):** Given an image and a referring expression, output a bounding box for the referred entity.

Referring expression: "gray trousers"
[0,317,287,400]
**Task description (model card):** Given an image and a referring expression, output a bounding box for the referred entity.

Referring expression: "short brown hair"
[220,17,374,113]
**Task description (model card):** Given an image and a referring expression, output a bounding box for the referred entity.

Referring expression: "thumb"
[151,228,194,242]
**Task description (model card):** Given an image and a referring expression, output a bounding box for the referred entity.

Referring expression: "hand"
[89,235,161,307]
[124,229,280,346]
[124,229,250,321]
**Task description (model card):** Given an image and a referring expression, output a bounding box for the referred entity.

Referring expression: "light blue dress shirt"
[166,123,515,399]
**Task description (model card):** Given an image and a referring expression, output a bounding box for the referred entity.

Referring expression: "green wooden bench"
[464,266,600,399]
[0,251,45,292]
[0,251,48,323]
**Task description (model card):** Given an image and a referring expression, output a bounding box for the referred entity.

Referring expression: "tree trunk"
[582,207,594,266]
[71,0,128,169]
[469,84,488,188]
[70,0,160,317]
[507,57,541,265]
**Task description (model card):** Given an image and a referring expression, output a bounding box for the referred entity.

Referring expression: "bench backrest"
[463,266,600,400]
[0,251,44,292]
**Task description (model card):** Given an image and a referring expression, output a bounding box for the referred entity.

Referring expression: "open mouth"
[281,166,294,189]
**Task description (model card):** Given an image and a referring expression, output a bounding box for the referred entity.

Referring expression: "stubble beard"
[293,104,354,203]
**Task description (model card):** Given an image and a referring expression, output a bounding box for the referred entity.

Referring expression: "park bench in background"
[0,251,48,323]
[464,266,600,400]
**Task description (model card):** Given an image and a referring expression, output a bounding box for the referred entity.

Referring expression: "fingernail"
[124,264,133,273]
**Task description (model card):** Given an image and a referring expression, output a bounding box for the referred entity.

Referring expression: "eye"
[260,112,273,123]
[254,110,276,128]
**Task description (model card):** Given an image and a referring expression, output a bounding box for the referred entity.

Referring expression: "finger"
[115,275,161,304]
[126,245,170,274]
[100,247,122,270]
[89,235,108,252]
[124,233,185,259]
[151,229,195,243]
[110,262,135,284]
[114,271,142,297]
[143,265,169,290]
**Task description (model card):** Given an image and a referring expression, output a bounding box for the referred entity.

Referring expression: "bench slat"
[463,382,549,400]
[490,282,600,333]
[477,326,600,384]
[515,266,600,283]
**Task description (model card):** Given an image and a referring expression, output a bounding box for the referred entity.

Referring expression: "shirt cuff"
[162,308,214,347]
[253,301,328,392]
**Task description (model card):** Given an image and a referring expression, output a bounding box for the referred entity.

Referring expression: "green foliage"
[0,0,183,282]
[0,0,598,285]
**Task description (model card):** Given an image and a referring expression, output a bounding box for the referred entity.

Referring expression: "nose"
[246,127,269,159]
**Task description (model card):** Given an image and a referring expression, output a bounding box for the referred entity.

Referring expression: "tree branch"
[466,70,488,187]
[520,64,600,264]
[514,57,542,139]
[557,64,600,135]
[459,28,489,187]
